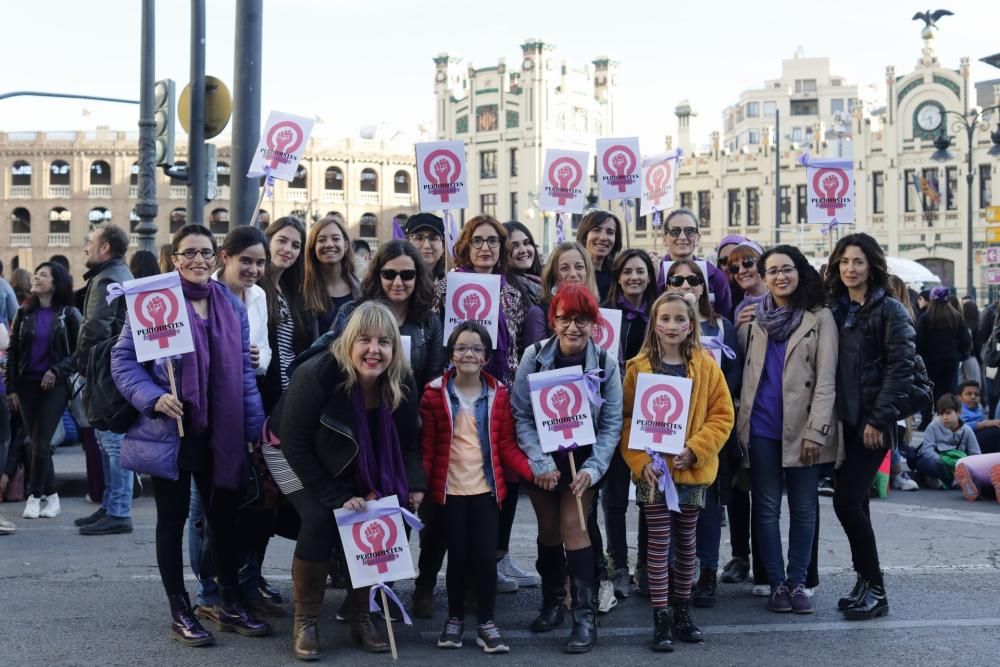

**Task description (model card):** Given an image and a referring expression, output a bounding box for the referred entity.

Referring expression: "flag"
[919,174,941,206]
[871,450,891,498]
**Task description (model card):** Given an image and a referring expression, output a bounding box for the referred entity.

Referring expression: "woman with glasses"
[737,245,837,616]
[405,213,447,282]
[826,233,915,620]
[111,224,268,647]
[511,284,623,654]
[433,215,524,387]
[303,215,361,334]
[729,241,768,327]
[715,235,749,304]
[523,242,599,347]
[576,210,623,302]
[657,209,732,319]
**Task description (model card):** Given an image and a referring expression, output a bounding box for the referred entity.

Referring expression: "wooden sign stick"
[567,450,587,531]
[165,361,185,437]
[380,586,398,660]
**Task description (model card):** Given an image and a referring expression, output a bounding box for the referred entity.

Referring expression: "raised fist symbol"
[147,295,167,321]
[462,293,481,316]
[822,174,839,193]
[551,388,571,415]
[611,152,628,173]
[434,158,451,182]
[365,521,386,548]
[557,164,573,185]
[652,394,672,420]
[275,128,294,150]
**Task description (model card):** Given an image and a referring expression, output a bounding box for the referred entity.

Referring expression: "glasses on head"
[728,258,758,274]
[173,248,216,260]
[554,315,593,329]
[408,233,442,246]
[470,236,501,249]
[380,269,417,282]
[665,226,699,239]
[453,344,486,357]
[667,274,704,288]
[763,265,798,279]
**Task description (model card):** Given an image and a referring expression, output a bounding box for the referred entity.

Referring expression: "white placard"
[415,140,469,211]
[593,308,622,359]
[528,365,597,452]
[246,110,315,181]
[123,272,195,363]
[400,335,412,365]
[539,149,589,214]
[443,272,501,347]
[597,137,642,200]
[805,156,855,226]
[640,150,681,217]
[628,372,692,455]
[335,496,415,589]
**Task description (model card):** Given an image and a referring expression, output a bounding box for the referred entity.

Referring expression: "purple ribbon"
[368,582,413,626]
[528,367,607,408]
[105,271,181,305]
[392,217,406,240]
[620,199,633,227]
[263,164,275,200]
[799,152,853,170]
[821,219,841,235]
[651,206,663,229]
[444,210,458,261]
[701,335,736,360]
[334,504,424,531]
[555,212,566,243]
[645,448,680,512]
[556,442,580,462]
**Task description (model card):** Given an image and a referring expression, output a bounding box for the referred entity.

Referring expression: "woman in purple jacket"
[111,224,267,648]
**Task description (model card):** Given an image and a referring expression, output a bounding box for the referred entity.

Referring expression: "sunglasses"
[665,226,699,239]
[667,274,704,288]
[728,258,758,274]
[380,269,417,282]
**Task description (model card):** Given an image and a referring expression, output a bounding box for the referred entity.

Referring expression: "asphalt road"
[3,450,1000,666]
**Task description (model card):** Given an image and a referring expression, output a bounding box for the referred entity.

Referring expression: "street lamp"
[929,105,1000,301]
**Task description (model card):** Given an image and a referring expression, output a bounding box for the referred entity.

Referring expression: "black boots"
[292,558,328,661]
[168,593,215,647]
[217,586,272,636]
[837,573,869,610]
[651,607,673,652]
[531,544,566,633]
[843,581,889,620]
[670,597,704,643]
[693,567,718,608]
[564,575,597,654]
[349,586,390,652]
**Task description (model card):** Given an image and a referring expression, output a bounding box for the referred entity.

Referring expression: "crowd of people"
[1,209,997,659]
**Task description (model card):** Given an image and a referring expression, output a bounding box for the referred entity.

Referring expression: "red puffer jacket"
[420,369,533,506]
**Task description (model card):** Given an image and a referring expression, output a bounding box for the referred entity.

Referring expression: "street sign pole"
[135,0,159,253]
[186,0,207,223]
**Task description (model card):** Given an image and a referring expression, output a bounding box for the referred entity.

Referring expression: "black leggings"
[152,468,241,596]
[601,449,632,571]
[286,488,341,563]
[497,481,519,554]
[443,494,499,623]
[17,380,69,498]
[416,501,447,589]
[833,427,888,586]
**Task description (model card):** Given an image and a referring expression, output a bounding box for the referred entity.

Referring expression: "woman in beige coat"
[737,245,838,616]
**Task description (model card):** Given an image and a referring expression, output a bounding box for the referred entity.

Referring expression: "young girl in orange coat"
[420,321,535,655]
[619,293,734,652]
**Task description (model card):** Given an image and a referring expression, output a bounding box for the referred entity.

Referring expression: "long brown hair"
[539,242,599,304]
[638,292,703,371]
[604,248,658,309]
[262,216,307,330]
[303,215,359,315]
[576,209,623,273]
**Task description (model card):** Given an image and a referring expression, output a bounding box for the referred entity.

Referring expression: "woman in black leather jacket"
[5,262,81,519]
[826,233,914,621]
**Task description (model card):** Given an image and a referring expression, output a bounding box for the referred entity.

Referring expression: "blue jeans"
[97,429,132,518]
[749,436,820,588]
[696,483,722,570]
[187,482,220,606]
[913,450,943,479]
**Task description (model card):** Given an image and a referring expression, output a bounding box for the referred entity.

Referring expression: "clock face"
[435,70,446,83]
[522,58,534,71]
[916,103,943,132]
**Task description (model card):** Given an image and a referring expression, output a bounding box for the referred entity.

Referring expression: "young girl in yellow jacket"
[619,293,734,653]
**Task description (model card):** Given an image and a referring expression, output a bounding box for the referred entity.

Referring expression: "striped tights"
[645,503,700,608]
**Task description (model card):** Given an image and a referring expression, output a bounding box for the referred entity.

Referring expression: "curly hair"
[359,239,435,320]
[824,233,891,300]
[453,215,509,272]
[758,244,825,311]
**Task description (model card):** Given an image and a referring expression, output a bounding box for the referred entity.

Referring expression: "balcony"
[10,185,31,198]
[214,234,227,247]
[359,191,380,205]
[129,185,138,198]
[47,233,71,247]
[216,185,230,200]
[89,185,112,198]
[287,188,308,202]
[11,233,32,247]
[48,185,71,198]
[322,190,345,203]
[393,193,413,206]
[170,185,188,199]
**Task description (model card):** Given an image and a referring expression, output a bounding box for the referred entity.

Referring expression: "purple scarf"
[350,385,409,505]
[456,266,512,384]
[180,278,246,490]
[754,292,804,342]
[617,296,649,323]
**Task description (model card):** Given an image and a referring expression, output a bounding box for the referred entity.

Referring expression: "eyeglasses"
[728,258,758,274]
[665,226,699,239]
[554,315,593,329]
[408,233,442,246]
[380,269,417,282]
[453,344,486,357]
[763,266,798,279]
[667,274,704,288]
[470,236,501,249]
[173,248,216,260]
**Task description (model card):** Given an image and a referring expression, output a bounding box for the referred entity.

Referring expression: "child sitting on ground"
[913,394,980,489]
[957,381,1000,454]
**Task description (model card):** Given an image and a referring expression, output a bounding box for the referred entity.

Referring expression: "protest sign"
[247,111,315,181]
[593,308,622,359]
[640,150,681,217]
[400,335,412,365]
[597,138,642,200]
[539,149,589,214]
[527,365,597,452]
[804,156,855,226]
[443,272,501,346]
[122,272,194,363]
[628,373,692,455]
[415,140,469,211]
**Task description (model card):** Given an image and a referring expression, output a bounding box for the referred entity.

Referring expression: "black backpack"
[83,298,139,434]
[894,352,934,420]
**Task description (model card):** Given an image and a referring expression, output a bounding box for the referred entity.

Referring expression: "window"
[216,162,230,187]
[480,193,497,218]
[480,150,497,179]
[11,207,31,233]
[12,160,32,186]
[981,165,993,208]
[510,191,518,219]
[510,148,518,177]
[209,208,229,235]
[130,162,139,186]
[727,189,741,227]
[635,211,647,232]
[746,102,759,118]
[763,101,777,118]
[872,172,885,214]
[796,185,807,224]
[922,167,940,211]
[48,207,71,233]
[170,161,187,186]
[791,127,803,143]
[904,169,916,212]
[735,106,745,123]
[325,166,344,190]
[88,207,112,224]
[805,126,814,144]
[290,166,307,189]
[680,192,693,210]
[848,98,857,112]
[90,160,111,185]
[946,167,958,210]
[724,114,735,133]
[794,79,817,93]
[360,168,378,192]
[360,213,377,238]
[747,129,760,145]
[170,208,187,233]
[476,105,498,132]
[780,185,791,224]
[831,99,845,114]
[790,100,818,116]
[697,191,711,227]
[746,188,760,226]
[50,160,70,185]
[393,170,410,194]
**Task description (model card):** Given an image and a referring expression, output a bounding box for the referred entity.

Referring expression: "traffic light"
[154,79,176,166]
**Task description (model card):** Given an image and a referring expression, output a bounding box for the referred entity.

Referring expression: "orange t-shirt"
[446,389,490,496]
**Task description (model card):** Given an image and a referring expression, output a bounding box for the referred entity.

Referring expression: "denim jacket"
[446,376,497,495]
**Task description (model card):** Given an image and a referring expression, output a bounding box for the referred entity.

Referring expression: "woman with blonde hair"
[523,242,599,347]
[265,300,425,661]
[303,215,361,333]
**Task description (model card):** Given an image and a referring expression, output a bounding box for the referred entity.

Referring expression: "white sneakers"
[597,580,618,613]
[0,511,15,534]
[22,494,61,519]
[498,553,540,587]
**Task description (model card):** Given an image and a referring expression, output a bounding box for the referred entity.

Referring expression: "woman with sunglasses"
[523,242,599,347]
[664,260,742,609]
[303,215,361,334]
[576,210,623,302]
[729,241,768,327]
[657,209,732,319]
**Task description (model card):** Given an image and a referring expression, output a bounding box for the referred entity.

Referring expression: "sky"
[1,0,998,150]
